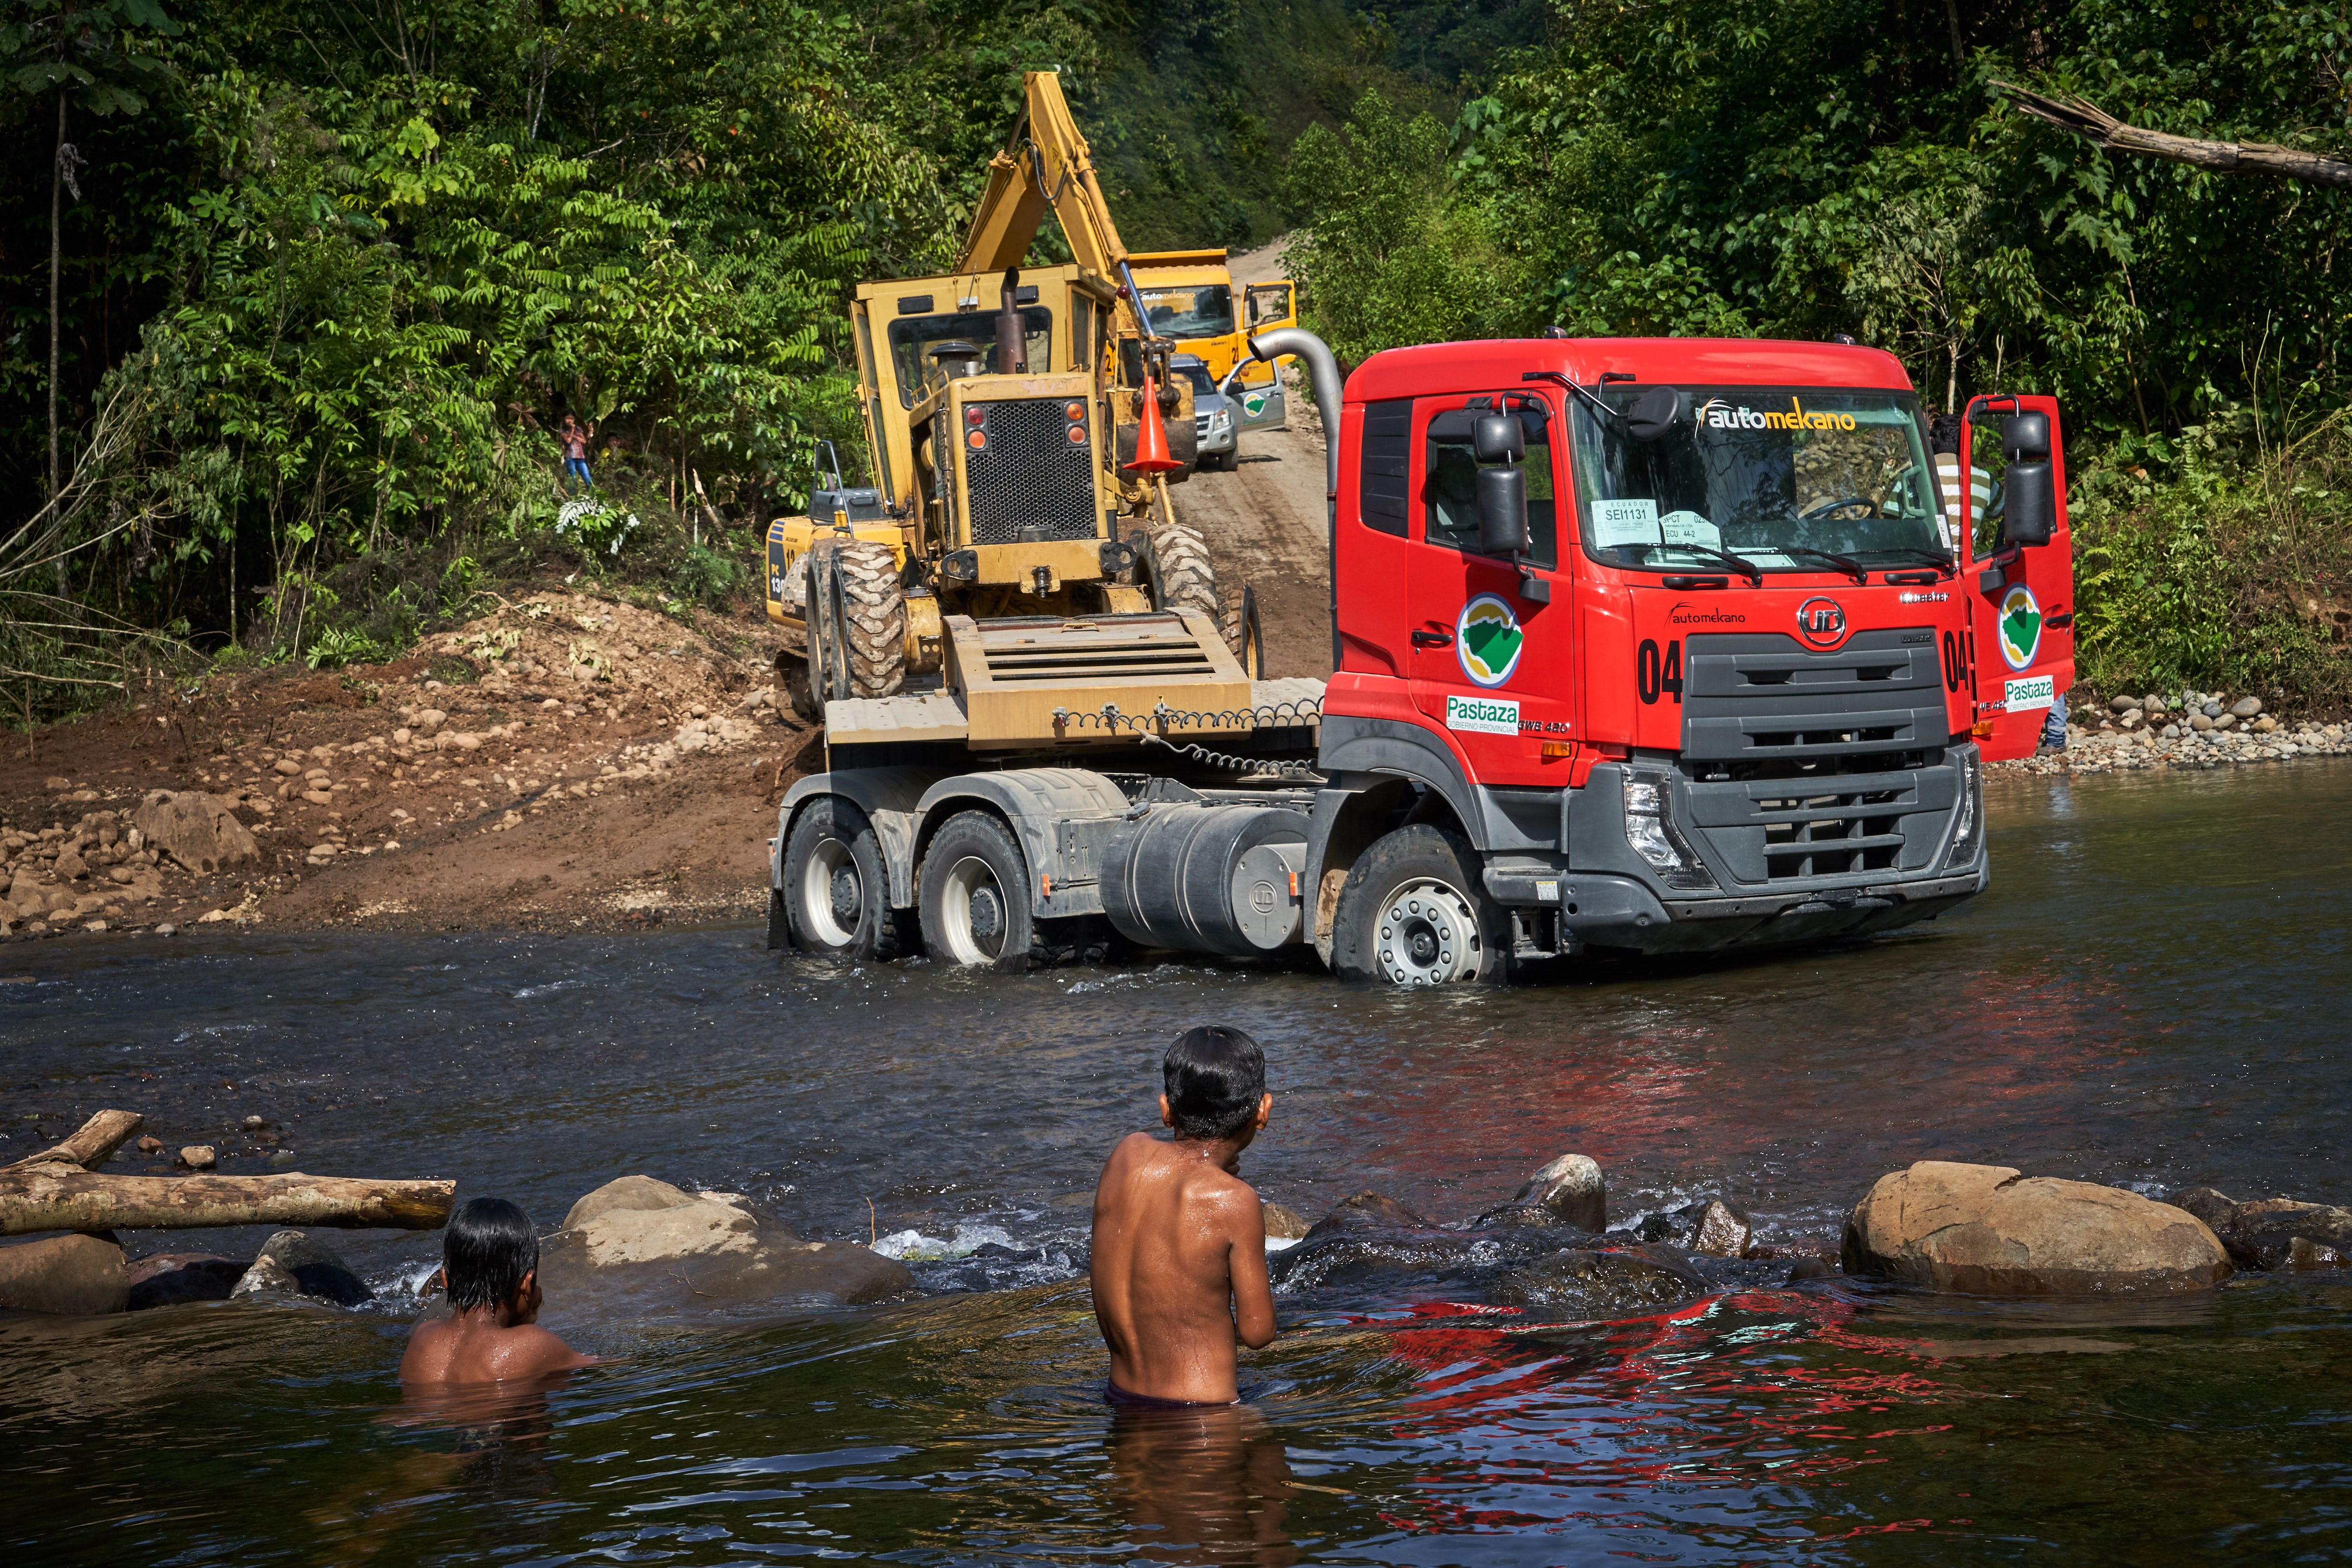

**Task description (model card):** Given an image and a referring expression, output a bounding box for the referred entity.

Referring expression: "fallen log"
[5,1109,145,1173]
[0,1167,456,1236]
[1994,81,2352,188]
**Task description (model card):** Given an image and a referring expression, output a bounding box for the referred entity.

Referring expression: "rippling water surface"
[5,761,2350,1564]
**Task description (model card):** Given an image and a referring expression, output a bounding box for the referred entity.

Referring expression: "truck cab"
[1313,337,2071,968]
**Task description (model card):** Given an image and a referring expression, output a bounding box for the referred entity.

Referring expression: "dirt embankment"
[1,594,821,939]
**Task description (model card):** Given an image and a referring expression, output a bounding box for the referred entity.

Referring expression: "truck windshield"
[887,308,1052,407]
[1136,284,1234,339]
[1570,386,1941,570]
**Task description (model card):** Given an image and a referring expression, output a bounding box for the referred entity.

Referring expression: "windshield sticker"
[2004,673,2056,711]
[1660,510,1721,549]
[1456,594,1525,688]
[1996,582,2043,670]
[1695,396,1861,432]
[1444,692,1521,735]
[1590,498,1661,550]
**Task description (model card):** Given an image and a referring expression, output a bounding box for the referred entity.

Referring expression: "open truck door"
[1233,282,1297,431]
[1961,394,2075,761]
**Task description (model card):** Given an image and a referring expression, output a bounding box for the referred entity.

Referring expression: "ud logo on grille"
[1456,594,1524,687]
[1795,596,1847,648]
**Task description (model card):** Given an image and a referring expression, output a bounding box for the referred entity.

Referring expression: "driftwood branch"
[1994,81,2352,187]
[4,1109,144,1173]
[0,1168,456,1236]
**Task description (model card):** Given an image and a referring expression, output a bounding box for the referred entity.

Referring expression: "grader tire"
[1221,582,1265,678]
[831,540,907,700]
[1141,519,1220,625]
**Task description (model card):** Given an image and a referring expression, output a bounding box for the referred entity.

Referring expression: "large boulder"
[1844,1161,2232,1295]
[1492,1243,1709,1315]
[2212,1198,2352,1270]
[127,1252,246,1310]
[1296,1191,1431,1247]
[562,1174,696,1231]
[132,790,258,875]
[0,1234,129,1314]
[537,1181,911,1316]
[231,1231,373,1306]
[1685,1198,1753,1258]
[1512,1153,1608,1232]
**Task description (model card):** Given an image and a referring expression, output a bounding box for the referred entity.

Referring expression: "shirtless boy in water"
[1090,1026,1277,1407]
[400,1197,595,1383]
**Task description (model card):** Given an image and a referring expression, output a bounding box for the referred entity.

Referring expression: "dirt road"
[1173,233,1335,682]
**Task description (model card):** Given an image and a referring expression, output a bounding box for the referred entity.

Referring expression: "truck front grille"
[963,398,1097,545]
[1677,630,1961,884]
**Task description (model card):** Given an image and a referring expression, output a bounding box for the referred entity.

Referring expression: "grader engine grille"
[965,398,1096,544]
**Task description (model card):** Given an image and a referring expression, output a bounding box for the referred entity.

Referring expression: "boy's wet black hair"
[444,1196,540,1311]
[1928,412,1963,455]
[1163,1025,1266,1142]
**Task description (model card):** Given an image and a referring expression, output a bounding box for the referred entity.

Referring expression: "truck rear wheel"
[1329,826,1507,986]
[918,810,1034,973]
[831,540,907,700]
[1139,518,1219,624]
[781,796,905,960]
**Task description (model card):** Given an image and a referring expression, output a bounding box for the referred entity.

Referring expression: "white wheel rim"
[797,837,859,948]
[938,855,1008,965]
[1375,877,1481,985]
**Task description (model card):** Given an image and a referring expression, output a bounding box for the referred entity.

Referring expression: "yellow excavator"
[765,71,1251,723]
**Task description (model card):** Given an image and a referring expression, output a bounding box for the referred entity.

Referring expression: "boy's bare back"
[1091,1027,1277,1406]
[400,1306,587,1385]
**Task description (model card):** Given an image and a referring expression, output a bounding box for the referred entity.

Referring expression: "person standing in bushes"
[559,414,597,491]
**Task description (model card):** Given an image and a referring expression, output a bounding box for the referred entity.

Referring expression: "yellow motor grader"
[765,73,1259,728]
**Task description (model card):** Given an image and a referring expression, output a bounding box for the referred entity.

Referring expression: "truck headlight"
[1623,768,1717,891]
[1942,748,1983,869]
[1211,409,1232,432]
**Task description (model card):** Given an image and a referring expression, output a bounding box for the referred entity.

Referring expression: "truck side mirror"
[1625,387,1681,442]
[1478,464,1528,556]
[2001,411,2056,546]
[1472,414,1524,464]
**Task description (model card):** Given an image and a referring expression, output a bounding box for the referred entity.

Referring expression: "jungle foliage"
[1281,0,2352,702]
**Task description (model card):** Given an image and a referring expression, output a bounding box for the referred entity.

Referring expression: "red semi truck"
[768,329,2075,983]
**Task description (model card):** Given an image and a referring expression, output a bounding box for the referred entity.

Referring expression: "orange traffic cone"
[1129,375,1183,474]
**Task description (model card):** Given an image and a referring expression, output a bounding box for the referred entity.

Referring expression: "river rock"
[0,1234,130,1314]
[1297,1191,1432,1246]
[2230,696,2263,717]
[1512,1153,1608,1232]
[1686,1198,1753,1258]
[2108,694,2142,713]
[179,1145,216,1170]
[1842,1161,2233,1294]
[562,1173,697,1231]
[131,791,259,875]
[2188,712,2214,732]
[2164,1186,2238,1231]
[127,1252,247,1309]
[537,1193,911,1312]
[1261,1201,1311,1241]
[2213,1198,2352,1271]
[1492,1243,1709,1316]
[231,1230,373,1306]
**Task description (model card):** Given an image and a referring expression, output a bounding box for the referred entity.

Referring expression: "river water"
[6,761,2350,1564]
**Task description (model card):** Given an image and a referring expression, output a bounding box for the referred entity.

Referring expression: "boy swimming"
[1090,1025,1278,1407]
[400,1197,595,1384]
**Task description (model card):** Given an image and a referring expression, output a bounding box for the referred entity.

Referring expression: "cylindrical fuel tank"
[1100,804,1312,957]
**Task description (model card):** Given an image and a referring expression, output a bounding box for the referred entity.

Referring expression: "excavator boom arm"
[957,72,1131,285]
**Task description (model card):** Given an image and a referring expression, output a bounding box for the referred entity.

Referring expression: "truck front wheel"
[1330,826,1507,986]
[781,797,903,961]
[918,811,1034,973]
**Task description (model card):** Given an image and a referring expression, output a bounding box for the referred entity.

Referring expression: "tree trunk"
[48,92,64,515]
[1995,81,2352,187]
[4,1109,144,1173]
[0,1167,457,1235]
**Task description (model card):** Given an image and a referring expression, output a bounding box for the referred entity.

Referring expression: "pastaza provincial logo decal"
[1996,582,2043,671]
[1457,594,1524,688]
